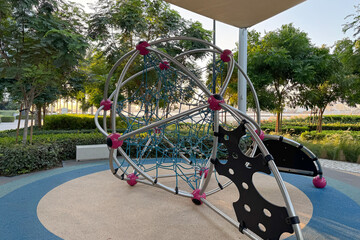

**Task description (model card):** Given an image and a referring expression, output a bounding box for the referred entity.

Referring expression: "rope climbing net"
[94,37,305,240]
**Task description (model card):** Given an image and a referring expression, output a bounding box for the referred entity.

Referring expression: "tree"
[340,3,360,107]
[84,0,212,110]
[343,3,360,38]
[246,24,314,132]
[333,39,360,107]
[294,47,344,132]
[0,0,88,143]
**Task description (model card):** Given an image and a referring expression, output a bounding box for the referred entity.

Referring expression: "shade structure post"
[212,20,216,94]
[238,28,247,112]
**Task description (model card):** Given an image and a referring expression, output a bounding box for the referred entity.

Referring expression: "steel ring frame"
[94,36,303,240]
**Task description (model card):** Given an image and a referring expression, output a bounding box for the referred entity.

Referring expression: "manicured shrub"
[261,124,308,135]
[34,133,106,161]
[16,115,35,120]
[1,116,15,122]
[0,143,62,176]
[321,115,360,124]
[0,110,17,116]
[43,114,126,130]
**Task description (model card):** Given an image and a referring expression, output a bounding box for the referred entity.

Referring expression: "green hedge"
[261,124,308,135]
[38,133,106,161]
[0,132,106,176]
[1,116,15,122]
[320,115,360,124]
[43,114,126,130]
[16,115,35,120]
[0,143,62,176]
[0,110,17,116]
[261,122,360,133]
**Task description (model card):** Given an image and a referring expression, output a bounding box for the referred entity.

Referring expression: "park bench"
[76,144,109,161]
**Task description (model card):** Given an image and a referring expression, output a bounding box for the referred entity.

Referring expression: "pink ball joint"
[199,168,209,178]
[136,41,150,56]
[127,173,139,186]
[251,129,265,141]
[220,49,232,62]
[106,133,123,149]
[100,99,112,111]
[192,189,206,205]
[208,94,225,111]
[159,61,170,70]
[154,127,161,134]
[313,175,327,188]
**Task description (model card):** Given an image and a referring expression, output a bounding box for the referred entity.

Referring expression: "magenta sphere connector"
[220,49,232,62]
[313,175,327,188]
[100,99,112,111]
[208,94,225,111]
[199,168,209,178]
[136,41,150,56]
[191,189,206,205]
[252,129,265,141]
[127,173,139,186]
[159,61,170,70]
[106,133,123,149]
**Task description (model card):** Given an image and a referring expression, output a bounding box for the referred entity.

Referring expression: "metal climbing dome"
[95,37,325,240]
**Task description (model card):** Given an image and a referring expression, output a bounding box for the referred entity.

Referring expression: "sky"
[75,0,359,50]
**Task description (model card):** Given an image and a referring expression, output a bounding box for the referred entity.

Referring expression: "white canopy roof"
[164,0,305,28]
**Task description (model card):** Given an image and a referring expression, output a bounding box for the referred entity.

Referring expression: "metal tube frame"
[95,37,304,240]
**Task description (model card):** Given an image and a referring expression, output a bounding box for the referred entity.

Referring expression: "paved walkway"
[0,120,28,131]
[319,159,360,174]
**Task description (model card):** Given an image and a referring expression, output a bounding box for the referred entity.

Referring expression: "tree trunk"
[22,107,30,145]
[316,108,325,133]
[30,106,34,144]
[275,111,281,133]
[36,104,41,127]
[43,104,46,125]
[16,104,23,143]
[22,90,35,145]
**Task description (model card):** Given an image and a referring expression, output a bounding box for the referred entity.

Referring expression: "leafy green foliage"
[43,114,126,130]
[0,116,15,122]
[294,131,360,163]
[245,24,314,132]
[0,0,89,143]
[0,110,17,116]
[83,0,212,109]
[0,143,62,176]
[0,131,107,176]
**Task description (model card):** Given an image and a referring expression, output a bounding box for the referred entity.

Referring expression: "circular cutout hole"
[232,152,238,159]
[245,162,252,169]
[224,135,229,140]
[263,208,271,217]
[242,182,249,190]
[229,168,234,175]
[258,223,266,232]
[244,204,251,212]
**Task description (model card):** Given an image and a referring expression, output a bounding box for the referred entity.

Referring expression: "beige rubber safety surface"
[37,170,312,240]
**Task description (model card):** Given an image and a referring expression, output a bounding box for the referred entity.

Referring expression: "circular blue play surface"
[0,162,359,240]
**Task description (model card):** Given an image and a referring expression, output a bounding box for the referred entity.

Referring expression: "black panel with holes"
[214,124,294,240]
[259,139,319,176]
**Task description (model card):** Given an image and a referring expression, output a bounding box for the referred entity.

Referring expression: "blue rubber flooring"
[0,161,359,240]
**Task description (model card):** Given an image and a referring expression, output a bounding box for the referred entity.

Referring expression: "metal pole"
[212,20,216,94]
[238,28,247,112]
